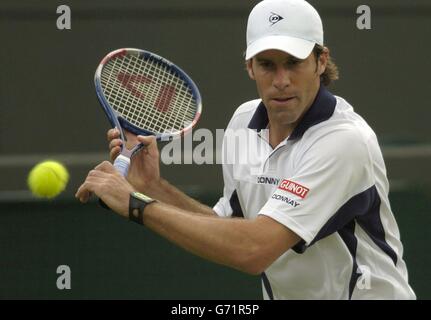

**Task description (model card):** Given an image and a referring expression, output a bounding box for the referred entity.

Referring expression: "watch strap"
[129,192,155,225]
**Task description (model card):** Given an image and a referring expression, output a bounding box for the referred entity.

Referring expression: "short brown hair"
[313,44,339,86]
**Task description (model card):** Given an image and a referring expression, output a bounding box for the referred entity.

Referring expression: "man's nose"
[273,67,291,90]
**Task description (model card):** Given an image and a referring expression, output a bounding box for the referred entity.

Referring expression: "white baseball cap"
[245,0,324,60]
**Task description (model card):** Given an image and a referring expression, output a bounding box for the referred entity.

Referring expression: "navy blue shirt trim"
[247,101,268,132]
[293,185,398,298]
[308,185,397,265]
[289,85,336,140]
[229,190,244,218]
[247,85,336,140]
[261,272,274,300]
[356,193,398,265]
[338,220,360,299]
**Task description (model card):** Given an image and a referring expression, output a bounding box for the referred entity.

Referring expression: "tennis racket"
[94,48,202,206]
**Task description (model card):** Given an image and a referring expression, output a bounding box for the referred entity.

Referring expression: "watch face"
[133,192,153,203]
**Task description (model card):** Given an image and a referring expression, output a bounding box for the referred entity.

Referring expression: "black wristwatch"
[129,191,156,225]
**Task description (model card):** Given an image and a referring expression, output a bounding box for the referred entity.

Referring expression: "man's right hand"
[107,129,216,215]
[107,128,161,195]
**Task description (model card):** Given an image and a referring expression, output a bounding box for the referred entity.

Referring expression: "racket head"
[94,48,202,142]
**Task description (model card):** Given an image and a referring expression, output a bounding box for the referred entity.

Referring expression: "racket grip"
[113,154,131,177]
[99,154,131,210]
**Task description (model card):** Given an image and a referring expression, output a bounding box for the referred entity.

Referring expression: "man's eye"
[287,58,301,66]
[259,61,273,69]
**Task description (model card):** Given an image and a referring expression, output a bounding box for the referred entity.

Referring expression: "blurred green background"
[1,0,430,299]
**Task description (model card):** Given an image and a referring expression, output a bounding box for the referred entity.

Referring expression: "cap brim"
[245,35,315,60]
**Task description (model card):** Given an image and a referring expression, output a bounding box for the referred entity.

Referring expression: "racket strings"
[100,53,197,134]
[130,55,188,131]
[103,56,155,129]
[118,56,195,132]
[137,55,197,131]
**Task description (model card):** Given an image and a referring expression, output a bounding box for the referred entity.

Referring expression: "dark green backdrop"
[1,189,430,299]
[0,194,261,299]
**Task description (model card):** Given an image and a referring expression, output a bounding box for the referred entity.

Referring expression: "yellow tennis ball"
[27,160,69,199]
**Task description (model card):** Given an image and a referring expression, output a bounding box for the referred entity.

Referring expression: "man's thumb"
[137,135,157,151]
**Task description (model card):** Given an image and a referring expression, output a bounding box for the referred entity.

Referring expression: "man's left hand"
[75,161,134,217]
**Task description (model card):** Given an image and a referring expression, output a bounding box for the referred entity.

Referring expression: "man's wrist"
[139,178,163,199]
[129,191,156,225]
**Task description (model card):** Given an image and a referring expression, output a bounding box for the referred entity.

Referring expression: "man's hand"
[75,161,135,218]
[107,128,161,194]
[107,128,139,162]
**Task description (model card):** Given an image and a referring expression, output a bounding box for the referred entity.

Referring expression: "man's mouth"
[271,96,296,104]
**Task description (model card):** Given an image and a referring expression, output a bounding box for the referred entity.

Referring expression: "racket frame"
[94,48,202,177]
[94,48,202,142]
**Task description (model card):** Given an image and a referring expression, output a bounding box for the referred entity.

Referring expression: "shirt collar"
[247,85,337,140]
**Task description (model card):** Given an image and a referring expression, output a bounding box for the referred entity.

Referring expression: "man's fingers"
[75,172,108,202]
[88,169,108,178]
[109,138,123,150]
[75,174,100,201]
[75,182,93,203]
[94,161,117,173]
[107,130,123,162]
[107,128,120,141]
[110,146,121,161]
[137,135,156,145]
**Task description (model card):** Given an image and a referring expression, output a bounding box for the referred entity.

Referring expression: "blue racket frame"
[94,48,202,178]
[94,48,202,143]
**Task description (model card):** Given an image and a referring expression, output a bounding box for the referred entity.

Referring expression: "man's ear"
[246,59,255,80]
[317,47,329,76]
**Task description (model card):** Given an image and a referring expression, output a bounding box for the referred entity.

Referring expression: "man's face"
[247,49,327,128]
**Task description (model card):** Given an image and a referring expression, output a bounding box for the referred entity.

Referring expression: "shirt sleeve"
[213,116,240,218]
[213,161,237,217]
[258,128,375,247]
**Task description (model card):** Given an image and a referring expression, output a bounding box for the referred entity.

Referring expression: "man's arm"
[142,202,300,274]
[147,178,218,216]
[76,161,301,275]
[107,129,216,216]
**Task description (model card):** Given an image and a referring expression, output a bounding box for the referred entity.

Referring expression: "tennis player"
[77,0,416,299]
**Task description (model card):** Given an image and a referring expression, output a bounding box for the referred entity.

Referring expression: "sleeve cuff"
[213,198,232,218]
[258,206,315,246]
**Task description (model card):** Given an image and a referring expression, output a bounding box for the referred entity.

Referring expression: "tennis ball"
[27,160,69,199]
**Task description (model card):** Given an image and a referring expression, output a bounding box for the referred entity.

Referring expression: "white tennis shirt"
[213,86,416,299]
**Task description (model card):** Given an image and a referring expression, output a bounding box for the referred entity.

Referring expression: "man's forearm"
[142,201,256,273]
[139,201,299,275]
[140,178,217,216]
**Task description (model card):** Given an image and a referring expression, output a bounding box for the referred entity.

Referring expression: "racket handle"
[98,154,131,210]
[113,154,131,177]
